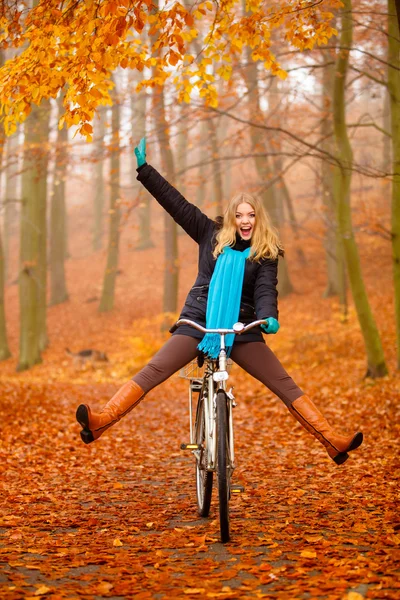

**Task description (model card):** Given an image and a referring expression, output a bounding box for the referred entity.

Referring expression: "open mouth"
[240,227,252,238]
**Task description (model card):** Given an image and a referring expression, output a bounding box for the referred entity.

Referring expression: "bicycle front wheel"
[195,396,213,517]
[216,390,230,543]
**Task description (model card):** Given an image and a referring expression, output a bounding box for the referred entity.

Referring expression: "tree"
[267,75,306,264]
[241,53,294,296]
[175,103,189,201]
[208,116,224,217]
[195,121,208,208]
[18,0,51,362]
[0,227,11,361]
[388,0,400,368]
[333,0,387,377]
[383,85,391,171]
[319,40,346,301]
[18,102,50,370]
[0,48,11,361]
[0,1,339,139]
[396,0,400,31]
[50,93,69,306]
[131,73,153,250]
[92,106,107,252]
[37,99,51,351]
[3,131,19,281]
[179,1,223,218]
[153,81,179,318]
[99,81,121,312]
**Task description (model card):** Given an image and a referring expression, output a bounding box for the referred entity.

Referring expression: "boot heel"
[76,404,89,428]
[76,405,94,444]
[80,430,94,444]
[333,452,349,465]
[348,431,363,451]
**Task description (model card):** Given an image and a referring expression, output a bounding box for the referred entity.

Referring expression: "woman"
[76,138,363,465]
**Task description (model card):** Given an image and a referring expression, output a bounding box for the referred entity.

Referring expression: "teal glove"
[261,317,280,334]
[134,137,146,168]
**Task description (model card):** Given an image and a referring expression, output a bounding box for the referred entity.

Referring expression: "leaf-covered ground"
[1,224,399,599]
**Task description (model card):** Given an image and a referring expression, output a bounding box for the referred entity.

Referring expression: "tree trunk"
[153,83,179,319]
[196,120,208,208]
[388,0,400,368]
[242,55,293,297]
[321,45,345,301]
[383,86,392,170]
[150,0,178,321]
[99,89,121,312]
[224,158,232,202]
[37,100,51,351]
[208,117,224,217]
[0,49,11,360]
[269,77,306,265]
[280,181,306,265]
[176,103,189,235]
[395,0,400,31]
[333,0,387,377]
[50,94,69,306]
[176,103,188,198]
[18,104,50,370]
[93,106,107,251]
[3,132,19,282]
[131,78,153,250]
[0,227,11,360]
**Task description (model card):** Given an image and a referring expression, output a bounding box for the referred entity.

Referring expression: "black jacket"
[137,163,279,343]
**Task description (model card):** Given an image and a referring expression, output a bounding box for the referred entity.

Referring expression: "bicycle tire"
[195,395,213,517]
[216,390,230,543]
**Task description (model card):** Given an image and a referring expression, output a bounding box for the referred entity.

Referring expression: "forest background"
[0,1,399,599]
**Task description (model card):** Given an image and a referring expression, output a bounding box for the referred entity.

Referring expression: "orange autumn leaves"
[0,0,341,139]
[0,375,398,598]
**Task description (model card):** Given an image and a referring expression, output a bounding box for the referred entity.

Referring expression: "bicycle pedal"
[190,381,202,392]
[180,443,202,450]
[230,484,245,494]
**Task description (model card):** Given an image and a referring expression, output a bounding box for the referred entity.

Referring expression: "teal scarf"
[197,246,251,359]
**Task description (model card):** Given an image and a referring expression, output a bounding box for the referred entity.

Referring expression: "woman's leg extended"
[230,342,303,407]
[76,335,200,444]
[230,342,363,464]
[132,335,200,393]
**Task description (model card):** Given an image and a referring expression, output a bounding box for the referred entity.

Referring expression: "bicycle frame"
[200,359,234,473]
[176,318,266,473]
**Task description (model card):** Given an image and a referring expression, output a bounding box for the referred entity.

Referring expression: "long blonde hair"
[213,192,283,262]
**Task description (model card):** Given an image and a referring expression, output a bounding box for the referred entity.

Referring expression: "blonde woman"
[76,138,363,465]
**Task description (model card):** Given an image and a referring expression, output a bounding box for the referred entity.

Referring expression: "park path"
[0,374,399,600]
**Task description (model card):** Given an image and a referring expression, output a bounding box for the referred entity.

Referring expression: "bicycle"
[171,317,267,543]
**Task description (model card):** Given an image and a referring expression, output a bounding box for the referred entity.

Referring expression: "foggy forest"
[0,0,399,598]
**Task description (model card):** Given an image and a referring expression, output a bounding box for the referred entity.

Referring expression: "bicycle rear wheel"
[195,395,213,517]
[216,390,230,543]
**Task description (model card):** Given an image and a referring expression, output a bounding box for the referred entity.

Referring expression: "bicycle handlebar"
[169,318,267,335]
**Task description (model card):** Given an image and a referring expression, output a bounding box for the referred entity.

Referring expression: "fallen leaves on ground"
[0,227,399,598]
[0,361,398,598]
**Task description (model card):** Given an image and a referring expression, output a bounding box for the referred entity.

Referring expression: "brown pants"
[133,335,303,408]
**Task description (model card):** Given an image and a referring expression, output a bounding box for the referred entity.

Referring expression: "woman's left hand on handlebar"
[134,137,147,168]
[261,317,280,334]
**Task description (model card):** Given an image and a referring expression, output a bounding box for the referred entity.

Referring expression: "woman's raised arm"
[135,138,213,244]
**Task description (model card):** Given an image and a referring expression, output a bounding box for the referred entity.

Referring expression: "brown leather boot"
[76,380,144,444]
[289,395,363,465]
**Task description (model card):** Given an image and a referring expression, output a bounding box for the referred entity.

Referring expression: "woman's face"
[235,202,256,240]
